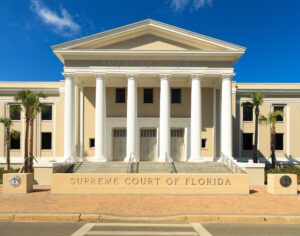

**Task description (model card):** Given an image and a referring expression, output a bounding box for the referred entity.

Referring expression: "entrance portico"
[62,72,234,162]
[53,19,245,162]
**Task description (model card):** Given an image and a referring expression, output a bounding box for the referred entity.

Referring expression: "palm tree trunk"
[29,118,34,173]
[253,106,259,163]
[271,124,276,169]
[24,111,30,173]
[6,129,10,170]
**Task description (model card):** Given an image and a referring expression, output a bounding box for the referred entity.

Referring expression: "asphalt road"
[0,222,300,236]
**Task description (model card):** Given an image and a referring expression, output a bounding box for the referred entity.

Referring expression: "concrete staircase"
[75,161,231,173]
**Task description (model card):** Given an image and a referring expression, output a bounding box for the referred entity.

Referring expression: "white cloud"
[170,0,212,12]
[171,0,190,12]
[193,0,213,10]
[30,0,80,37]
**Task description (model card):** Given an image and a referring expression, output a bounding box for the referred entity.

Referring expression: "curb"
[0,213,300,224]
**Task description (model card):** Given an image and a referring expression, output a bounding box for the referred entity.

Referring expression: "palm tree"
[260,110,283,169]
[0,118,12,170]
[15,90,45,173]
[28,92,45,173]
[242,92,264,163]
[0,118,19,170]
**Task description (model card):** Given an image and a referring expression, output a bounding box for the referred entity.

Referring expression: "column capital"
[221,73,235,80]
[127,73,138,80]
[62,72,76,79]
[159,74,172,80]
[93,72,106,79]
[190,74,205,80]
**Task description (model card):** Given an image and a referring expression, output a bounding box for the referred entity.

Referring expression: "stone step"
[75,161,231,173]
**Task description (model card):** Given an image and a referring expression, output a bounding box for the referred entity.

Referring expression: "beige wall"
[1,81,300,162]
[82,86,215,158]
[236,92,300,160]
[0,83,64,162]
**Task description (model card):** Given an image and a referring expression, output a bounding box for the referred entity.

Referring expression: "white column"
[221,74,233,157]
[94,74,106,162]
[79,87,84,161]
[158,74,171,162]
[189,74,203,162]
[213,87,217,160]
[125,74,137,162]
[63,73,75,159]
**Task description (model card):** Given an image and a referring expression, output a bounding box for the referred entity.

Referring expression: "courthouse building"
[1,20,300,168]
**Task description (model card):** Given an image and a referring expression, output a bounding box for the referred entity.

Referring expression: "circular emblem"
[8,175,21,188]
[280,175,292,188]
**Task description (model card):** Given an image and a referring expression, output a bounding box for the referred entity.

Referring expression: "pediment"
[97,34,198,50]
[52,19,245,52]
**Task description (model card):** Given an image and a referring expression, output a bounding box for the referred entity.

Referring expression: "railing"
[127,152,139,173]
[166,153,177,173]
[19,156,38,173]
[221,152,246,174]
[63,151,77,164]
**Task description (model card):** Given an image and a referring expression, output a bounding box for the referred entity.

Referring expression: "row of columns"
[63,73,233,162]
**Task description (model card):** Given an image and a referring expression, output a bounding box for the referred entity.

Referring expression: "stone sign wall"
[51,173,249,195]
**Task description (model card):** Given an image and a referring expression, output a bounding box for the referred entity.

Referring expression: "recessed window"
[11,134,20,150]
[115,88,126,103]
[275,133,284,150]
[42,105,52,120]
[9,105,20,120]
[243,133,253,150]
[143,88,153,103]
[202,139,207,148]
[89,138,95,148]
[171,89,181,104]
[41,132,52,150]
[243,106,253,121]
[274,106,284,122]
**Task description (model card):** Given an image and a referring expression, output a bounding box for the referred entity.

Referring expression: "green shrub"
[266,165,300,184]
[0,167,19,184]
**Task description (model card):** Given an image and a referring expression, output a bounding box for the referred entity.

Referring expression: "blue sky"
[0,0,299,83]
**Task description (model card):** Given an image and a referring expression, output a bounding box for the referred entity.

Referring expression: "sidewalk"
[0,185,299,223]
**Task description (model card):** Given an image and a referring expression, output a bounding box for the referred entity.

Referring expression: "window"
[171,89,181,104]
[41,132,52,150]
[202,139,207,148]
[42,105,52,120]
[143,88,153,103]
[274,106,284,121]
[243,133,253,150]
[115,88,126,103]
[89,138,95,148]
[11,134,20,150]
[275,133,284,150]
[9,105,20,120]
[243,106,253,121]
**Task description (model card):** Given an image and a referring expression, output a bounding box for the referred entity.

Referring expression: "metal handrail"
[127,152,139,173]
[166,153,177,173]
[221,152,246,174]
[63,151,77,164]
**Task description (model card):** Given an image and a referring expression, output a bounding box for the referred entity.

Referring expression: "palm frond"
[251,92,264,106]
[11,129,20,139]
[0,117,12,128]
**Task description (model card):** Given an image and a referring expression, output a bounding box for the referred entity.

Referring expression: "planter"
[3,173,33,194]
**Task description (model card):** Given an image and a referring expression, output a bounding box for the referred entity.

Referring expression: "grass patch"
[0,167,19,184]
[266,165,300,184]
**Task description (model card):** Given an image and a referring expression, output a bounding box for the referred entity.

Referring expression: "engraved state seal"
[280,175,292,188]
[8,175,21,188]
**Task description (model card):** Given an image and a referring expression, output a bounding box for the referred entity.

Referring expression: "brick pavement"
[0,185,299,217]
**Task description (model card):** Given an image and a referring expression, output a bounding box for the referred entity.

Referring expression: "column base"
[157,156,167,162]
[124,155,139,162]
[188,156,205,163]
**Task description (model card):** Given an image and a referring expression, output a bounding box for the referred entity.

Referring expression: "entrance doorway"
[112,129,126,161]
[140,129,157,161]
[171,129,185,161]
